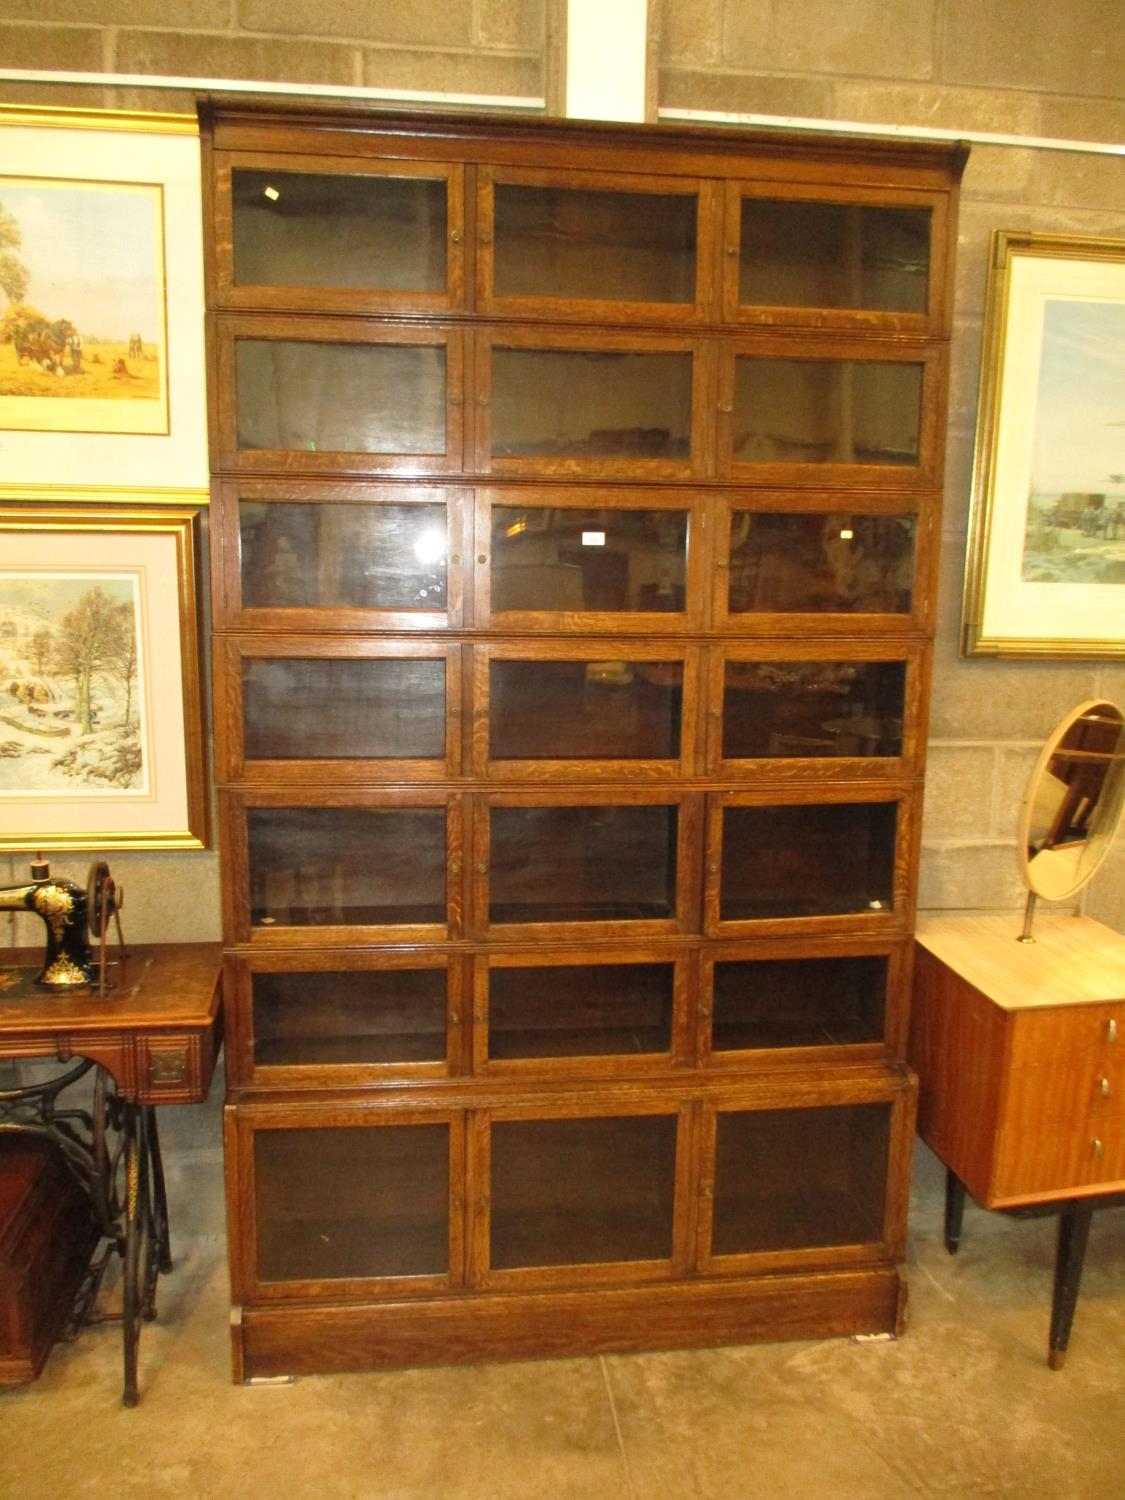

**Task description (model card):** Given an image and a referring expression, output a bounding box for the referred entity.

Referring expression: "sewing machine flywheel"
[86,860,121,938]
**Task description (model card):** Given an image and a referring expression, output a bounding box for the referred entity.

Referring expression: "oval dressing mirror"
[1016,699,1125,938]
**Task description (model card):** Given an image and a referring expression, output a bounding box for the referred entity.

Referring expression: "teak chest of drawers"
[911,912,1125,1209]
[911,911,1125,1366]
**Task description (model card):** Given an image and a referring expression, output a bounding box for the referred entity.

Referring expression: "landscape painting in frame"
[0,174,169,436]
[0,570,150,796]
[0,504,208,851]
[1020,297,1125,586]
[963,231,1125,657]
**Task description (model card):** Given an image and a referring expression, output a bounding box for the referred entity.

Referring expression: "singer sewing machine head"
[0,860,122,989]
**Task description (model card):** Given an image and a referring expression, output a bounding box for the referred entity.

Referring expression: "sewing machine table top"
[0,943,223,1104]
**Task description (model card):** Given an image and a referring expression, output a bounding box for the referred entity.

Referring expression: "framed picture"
[0,107,208,500]
[0,502,209,850]
[963,231,1125,657]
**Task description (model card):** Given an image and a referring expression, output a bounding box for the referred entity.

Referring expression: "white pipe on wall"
[0,68,545,111]
[0,69,1122,157]
[659,106,1125,158]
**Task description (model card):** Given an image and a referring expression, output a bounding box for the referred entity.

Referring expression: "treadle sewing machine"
[0,860,221,1404]
[0,857,125,991]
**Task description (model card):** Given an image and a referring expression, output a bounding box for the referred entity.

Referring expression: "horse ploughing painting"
[0,177,169,436]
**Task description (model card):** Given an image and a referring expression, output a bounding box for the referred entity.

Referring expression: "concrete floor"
[2,1139,1124,1500]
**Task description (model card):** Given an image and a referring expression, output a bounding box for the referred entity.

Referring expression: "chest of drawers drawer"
[1008,1001,1123,1069]
[993,1110,1125,1200]
[1004,1055,1125,1132]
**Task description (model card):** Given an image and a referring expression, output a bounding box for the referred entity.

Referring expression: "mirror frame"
[1017,698,1125,906]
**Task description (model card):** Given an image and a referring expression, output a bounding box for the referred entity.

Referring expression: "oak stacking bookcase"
[199,101,965,1378]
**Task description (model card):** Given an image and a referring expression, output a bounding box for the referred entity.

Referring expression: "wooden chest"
[0,1136,99,1385]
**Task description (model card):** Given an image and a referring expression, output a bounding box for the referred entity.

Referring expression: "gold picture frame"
[962,230,1125,658]
[0,502,209,850]
[0,106,208,502]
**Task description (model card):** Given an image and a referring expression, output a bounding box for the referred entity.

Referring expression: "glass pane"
[491,349,693,460]
[720,802,896,920]
[493,183,696,303]
[733,358,922,465]
[232,168,447,293]
[236,340,446,454]
[243,657,445,761]
[739,200,930,313]
[490,659,682,761]
[255,1124,448,1280]
[727,513,915,615]
[248,807,446,926]
[711,956,887,1051]
[490,1115,676,1268]
[239,500,447,612]
[722,660,905,759]
[712,1105,889,1255]
[489,963,674,1060]
[490,805,677,923]
[252,969,447,1067]
[491,505,688,613]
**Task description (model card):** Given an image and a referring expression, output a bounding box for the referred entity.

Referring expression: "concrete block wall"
[1,0,1124,941]
[0,0,547,110]
[657,0,1125,930]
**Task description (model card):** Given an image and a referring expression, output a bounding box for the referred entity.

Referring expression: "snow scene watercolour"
[0,571,149,796]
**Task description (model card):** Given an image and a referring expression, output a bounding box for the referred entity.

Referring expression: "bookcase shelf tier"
[201,102,965,1379]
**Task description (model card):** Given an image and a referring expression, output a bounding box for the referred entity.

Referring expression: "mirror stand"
[1017,890,1038,944]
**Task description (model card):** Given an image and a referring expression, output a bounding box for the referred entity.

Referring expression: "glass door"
[212,152,465,315]
[472,1102,689,1286]
[233,1105,465,1300]
[477,165,714,324]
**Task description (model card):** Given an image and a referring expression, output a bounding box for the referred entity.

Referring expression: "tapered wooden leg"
[1048,1200,1094,1370]
[944,1169,966,1254]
